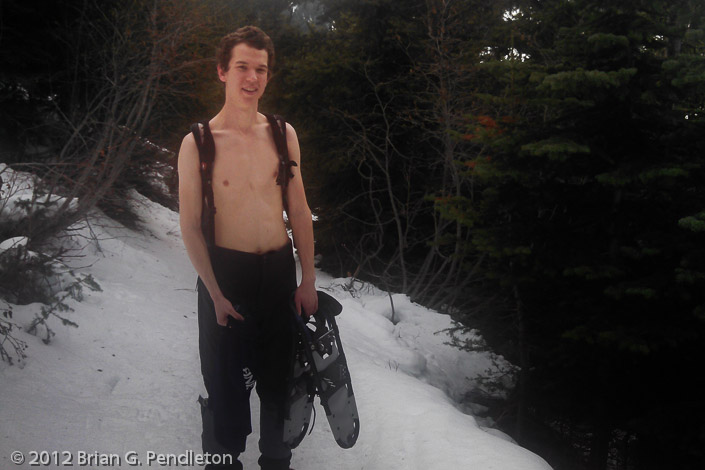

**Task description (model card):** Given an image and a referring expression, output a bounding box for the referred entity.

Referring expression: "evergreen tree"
[466,1,705,468]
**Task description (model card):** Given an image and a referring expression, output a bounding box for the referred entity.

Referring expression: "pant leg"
[253,246,298,467]
[197,277,255,457]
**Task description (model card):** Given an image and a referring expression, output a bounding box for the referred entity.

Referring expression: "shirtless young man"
[178,26,317,470]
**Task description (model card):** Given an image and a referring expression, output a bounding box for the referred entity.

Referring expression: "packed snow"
[0,171,551,469]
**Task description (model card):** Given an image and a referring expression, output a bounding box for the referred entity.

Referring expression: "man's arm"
[284,123,318,316]
[177,133,243,324]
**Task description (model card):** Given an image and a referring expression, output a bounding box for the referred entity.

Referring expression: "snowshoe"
[282,336,316,448]
[283,291,360,449]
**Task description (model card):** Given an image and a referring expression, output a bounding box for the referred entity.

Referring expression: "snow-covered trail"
[0,192,551,470]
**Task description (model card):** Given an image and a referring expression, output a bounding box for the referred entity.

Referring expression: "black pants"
[197,241,297,469]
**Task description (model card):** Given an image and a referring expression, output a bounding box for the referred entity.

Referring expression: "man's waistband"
[209,238,293,262]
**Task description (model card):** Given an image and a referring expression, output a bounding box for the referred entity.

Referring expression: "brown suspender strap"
[265,113,298,216]
[190,122,216,248]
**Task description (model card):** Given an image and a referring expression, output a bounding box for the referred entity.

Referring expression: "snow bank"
[0,163,78,222]
[0,189,551,470]
[0,236,28,254]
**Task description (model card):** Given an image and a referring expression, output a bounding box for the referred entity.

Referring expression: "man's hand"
[294,280,318,317]
[213,294,244,326]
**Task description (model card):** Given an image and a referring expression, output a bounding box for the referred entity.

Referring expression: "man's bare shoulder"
[282,121,301,164]
[284,121,298,138]
[181,129,199,147]
[179,131,199,156]
[178,131,200,176]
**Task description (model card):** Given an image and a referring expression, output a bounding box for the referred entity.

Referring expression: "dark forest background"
[1,1,704,469]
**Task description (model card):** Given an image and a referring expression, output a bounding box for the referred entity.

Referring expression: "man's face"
[217,43,269,103]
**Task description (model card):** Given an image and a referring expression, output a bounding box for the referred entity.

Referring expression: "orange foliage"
[477,115,498,129]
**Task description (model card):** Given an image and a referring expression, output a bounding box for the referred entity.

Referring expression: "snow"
[0,236,28,254]
[0,163,78,222]
[0,187,552,470]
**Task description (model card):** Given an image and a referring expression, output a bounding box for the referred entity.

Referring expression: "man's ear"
[217,64,227,83]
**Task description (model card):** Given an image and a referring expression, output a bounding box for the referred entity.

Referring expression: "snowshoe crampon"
[283,291,360,449]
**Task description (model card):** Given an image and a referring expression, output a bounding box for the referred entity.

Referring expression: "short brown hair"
[216,26,275,76]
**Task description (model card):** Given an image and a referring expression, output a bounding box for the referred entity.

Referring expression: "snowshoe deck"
[283,338,315,448]
[283,291,360,449]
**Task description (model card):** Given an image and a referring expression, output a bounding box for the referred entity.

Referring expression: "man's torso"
[208,117,288,254]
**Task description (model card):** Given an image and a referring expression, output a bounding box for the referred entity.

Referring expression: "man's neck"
[212,100,260,133]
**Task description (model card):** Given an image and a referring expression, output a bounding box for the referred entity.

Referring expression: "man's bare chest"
[210,136,280,197]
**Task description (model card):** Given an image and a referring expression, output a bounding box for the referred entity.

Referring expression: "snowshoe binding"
[283,291,360,449]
